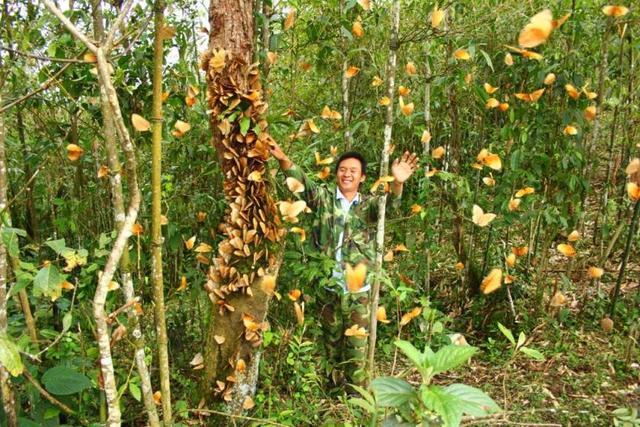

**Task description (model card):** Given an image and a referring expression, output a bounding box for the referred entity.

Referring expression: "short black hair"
[335,151,367,175]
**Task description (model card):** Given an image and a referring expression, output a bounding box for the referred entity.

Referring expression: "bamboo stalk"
[150,0,173,422]
[422,42,432,292]
[609,200,640,317]
[367,0,400,378]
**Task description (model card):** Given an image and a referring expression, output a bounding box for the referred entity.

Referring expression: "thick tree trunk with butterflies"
[202,0,284,412]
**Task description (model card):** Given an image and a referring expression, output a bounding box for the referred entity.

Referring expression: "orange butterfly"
[514,88,545,102]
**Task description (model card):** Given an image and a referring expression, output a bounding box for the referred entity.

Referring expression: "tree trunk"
[150,0,173,422]
[91,1,159,425]
[367,0,400,378]
[202,0,284,412]
[340,0,353,150]
[0,93,18,427]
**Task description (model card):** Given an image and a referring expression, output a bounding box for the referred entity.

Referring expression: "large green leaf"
[41,366,92,395]
[33,264,63,298]
[0,334,24,376]
[1,227,26,258]
[394,340,424,369]
[429,345,478,374]
[421,385,464,427]
[444,384,501,417]
[370,377,415,408]
[44,238,67,255]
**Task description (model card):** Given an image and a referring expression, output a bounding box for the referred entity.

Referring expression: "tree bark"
[367,0,400,378]
[150,0,173,423]
[340,0,353,150]
[42,0,143,424]
[90,1,159,425]
[202,0,283,412]
[0,93,18,427]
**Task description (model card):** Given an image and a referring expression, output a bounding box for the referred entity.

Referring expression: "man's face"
[336,157,365,194]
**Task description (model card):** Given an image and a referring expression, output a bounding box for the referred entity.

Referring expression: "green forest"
[0,0,639,425]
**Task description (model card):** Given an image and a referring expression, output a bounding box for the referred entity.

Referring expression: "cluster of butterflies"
[452,6,631,296]
[279,4,633,329]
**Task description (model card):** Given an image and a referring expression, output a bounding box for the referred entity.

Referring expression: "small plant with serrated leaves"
[351,339,500,426]
[612,407,640,426]
[497,322,545,362]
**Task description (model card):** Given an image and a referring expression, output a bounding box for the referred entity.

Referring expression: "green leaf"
[516,331,526,350]
[98,232,111,249]
[349,397,376,414]
[370,377,415,408]
[381,415,413,427]
[1,227,26,258]
[350,383,376,407]
[62,312,72,332]
[497,322,515,346]
[18,418,42,427]
[44,239,66,255]
[33,264,63,298]
[519,346,545,361]
[394,340,424,369]
[9,269,32,297]
[444,384,501,417]
[44,407,60,419]
[41,366,92,395]
[432,321,444,334]
[129,382,141,401]
[0,334,24,376]
[421,385,463,427]
[429,345,478,374]
[478,49,494,72]
[239,117,251,136]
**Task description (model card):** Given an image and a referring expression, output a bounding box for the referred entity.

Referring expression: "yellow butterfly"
[557,243,577,257]
[345,262,367,293]
[514,88,545,102]
[518,9,553,48]
[279,200,307,223]
[480,268,503,294]
[472,204,496,227]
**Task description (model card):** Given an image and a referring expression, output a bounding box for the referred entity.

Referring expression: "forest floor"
[300,282,639,427]
[310,322,638,426]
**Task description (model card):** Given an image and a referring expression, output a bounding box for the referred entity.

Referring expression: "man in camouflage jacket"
[271,143,418,386]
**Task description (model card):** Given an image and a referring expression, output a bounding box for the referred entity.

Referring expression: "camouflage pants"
[319,288,370,387]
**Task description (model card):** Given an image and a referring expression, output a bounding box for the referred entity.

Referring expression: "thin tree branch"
[0,46,87,63]
[40,0,98,52]
[22,370,89,425]
[0,60,78,114]
[104,0,136,51]
[0,168,40,216]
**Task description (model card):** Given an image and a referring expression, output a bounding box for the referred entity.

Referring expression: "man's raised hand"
[269,142,293,170]
[391,151,419,183]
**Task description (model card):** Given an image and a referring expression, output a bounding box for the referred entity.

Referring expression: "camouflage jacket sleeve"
[363,191,401,223]
[282,164,326,209]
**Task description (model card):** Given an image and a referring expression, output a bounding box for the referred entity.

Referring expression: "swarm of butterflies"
[282,4,633,331]
[468,6,632,296]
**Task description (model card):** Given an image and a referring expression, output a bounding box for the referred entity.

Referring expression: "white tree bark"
[367,0,400,376]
